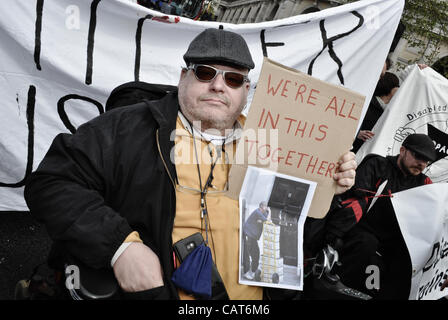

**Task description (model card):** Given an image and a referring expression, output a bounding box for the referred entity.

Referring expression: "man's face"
[398,146,429,176]
[178,63,250,134]
[390,86,399,97]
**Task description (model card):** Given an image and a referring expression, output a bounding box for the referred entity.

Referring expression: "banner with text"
[0,0,404,210]
[356,66,448,183]
[391,184,448,300]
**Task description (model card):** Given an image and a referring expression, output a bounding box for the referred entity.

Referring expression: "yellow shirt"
[171,117,262,300]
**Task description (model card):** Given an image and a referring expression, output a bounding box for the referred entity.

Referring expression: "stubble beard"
[399,157,422,176]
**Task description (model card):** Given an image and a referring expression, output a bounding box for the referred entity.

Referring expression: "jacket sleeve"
[321,155,386,243]
[24,122,133,269]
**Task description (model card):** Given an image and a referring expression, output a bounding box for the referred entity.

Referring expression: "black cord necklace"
[187,119,227,264]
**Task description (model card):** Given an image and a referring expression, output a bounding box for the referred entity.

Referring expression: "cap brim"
[409,148,436,162]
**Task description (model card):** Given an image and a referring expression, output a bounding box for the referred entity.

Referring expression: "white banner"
[391,184,448,300]
[356,65,448,183]
[0,0,404,210]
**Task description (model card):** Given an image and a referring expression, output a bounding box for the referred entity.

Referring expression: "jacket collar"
[145,90,180,182]
[145,90,180,130]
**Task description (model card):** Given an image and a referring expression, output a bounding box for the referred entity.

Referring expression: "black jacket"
[338,155,431,299]
[352,154,431,241]
[305,154,431,254]
[25,91,180,298]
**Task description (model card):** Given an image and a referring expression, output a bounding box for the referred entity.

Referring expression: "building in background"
[214,0,447,77]
[390,0,448,77]
[216,0,338,23]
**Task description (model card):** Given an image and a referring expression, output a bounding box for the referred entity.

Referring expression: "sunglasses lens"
[195,65,217,81]
[224,72,245,88]
[193,65,246,88]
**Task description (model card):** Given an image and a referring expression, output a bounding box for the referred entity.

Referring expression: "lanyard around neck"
[186,118,226,259]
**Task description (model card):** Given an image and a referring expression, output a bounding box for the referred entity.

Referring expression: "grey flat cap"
[183,28,255,70]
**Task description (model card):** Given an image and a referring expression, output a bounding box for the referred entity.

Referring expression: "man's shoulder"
[356,154,395,181]
[248,208,263,218]
[358,153,388,167]
[101,101,150,121]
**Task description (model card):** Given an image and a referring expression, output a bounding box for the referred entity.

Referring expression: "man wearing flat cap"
[306,133,436,299]
[25,28,357,300]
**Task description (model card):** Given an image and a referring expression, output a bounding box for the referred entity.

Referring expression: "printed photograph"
[239,166,317,291]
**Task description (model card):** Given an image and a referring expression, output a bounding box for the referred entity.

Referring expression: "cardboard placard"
[228,58,365,218]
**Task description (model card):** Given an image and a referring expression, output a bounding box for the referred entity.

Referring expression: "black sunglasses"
[187,64,249,89]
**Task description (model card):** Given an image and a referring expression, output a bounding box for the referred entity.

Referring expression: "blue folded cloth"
[171,243,212,298]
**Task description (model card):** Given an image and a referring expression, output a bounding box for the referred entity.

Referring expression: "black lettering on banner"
[34,0,44,71]
[441,238,448,259]
[260,29,285,57]
[427,123,448,164]
[423,242,440,273]
[135,14,182,80]
[0,86,36,188]
[418,268,448,299]
[134,14,154,82]
[85,0,102,85]
[308,11,364,85]
[430,271,444,293]
[57,94,104,134]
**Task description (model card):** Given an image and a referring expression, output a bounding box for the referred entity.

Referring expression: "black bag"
[105,81,177,112]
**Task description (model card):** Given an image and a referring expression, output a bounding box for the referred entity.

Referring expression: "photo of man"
[239,166,316,291]
[242,201,271,280]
